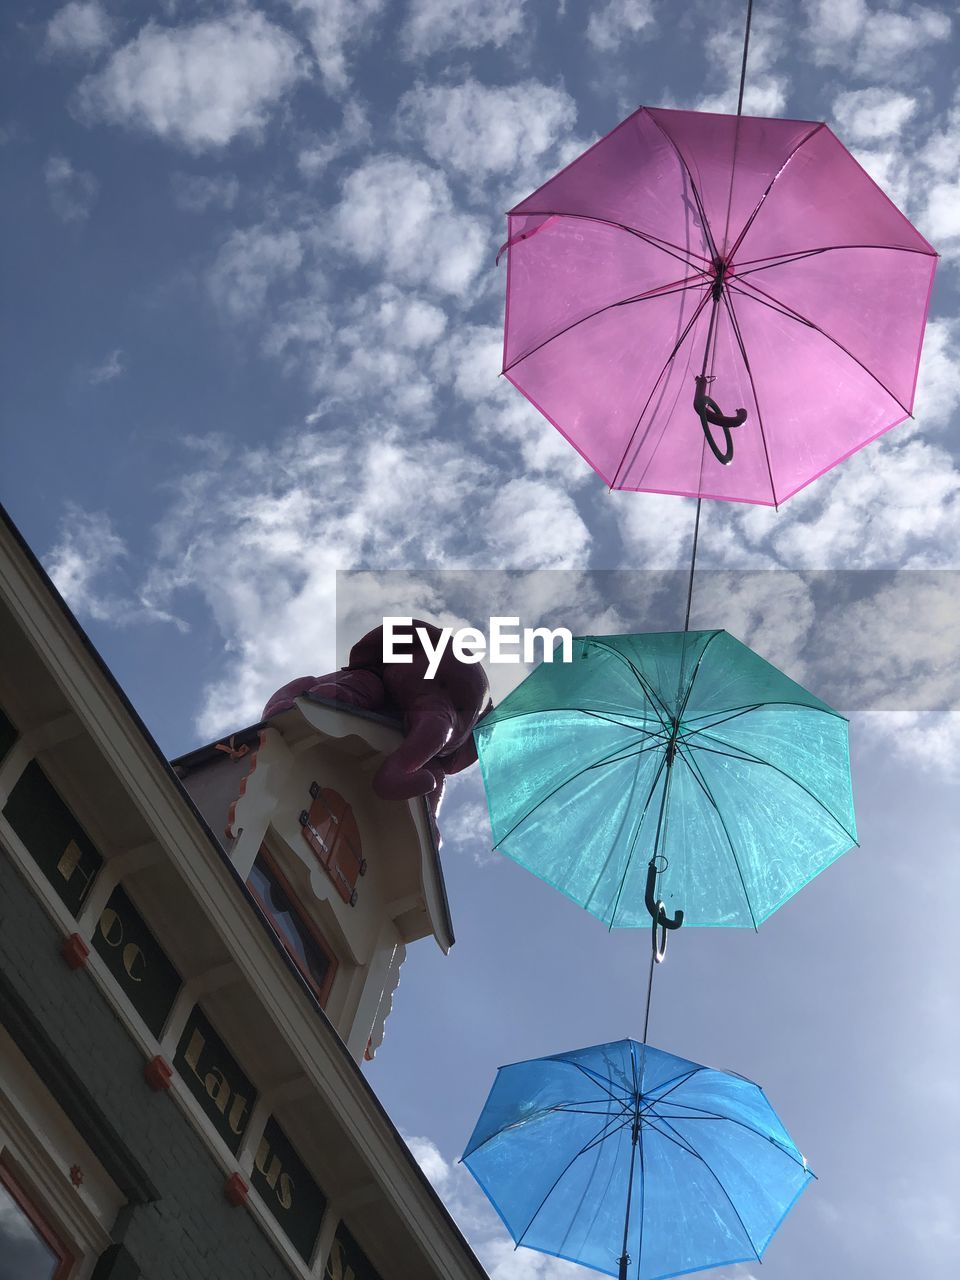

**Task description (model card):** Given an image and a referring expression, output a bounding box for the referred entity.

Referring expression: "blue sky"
[2,2,959,1277]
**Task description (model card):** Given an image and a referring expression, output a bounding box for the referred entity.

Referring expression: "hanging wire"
[641,941,657,1043]
[736,0,755,117]
[642,0,756,1050]
[684,0,754,635]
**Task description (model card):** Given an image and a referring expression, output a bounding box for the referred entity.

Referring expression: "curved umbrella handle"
[644,858,684,944]
[694,375,747,466]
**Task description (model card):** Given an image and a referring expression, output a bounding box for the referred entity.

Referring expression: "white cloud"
[756,438,960,570]
[830,83,959,260]
[143,425,594,736]
[208,225,304,319]
[401,0,529,58]
[438,775,496,865]
[332,155,489,296]
[815,574,959,720]
[610,492,703,571]
[44,154,98,222]
[297,98,370,179]
[863,711,960,778]
[694,9,788,116]
[585,0,656,52]
[407,1134,456,1190]
[46,1,113,58]
[269,284,448,416]
[46,506,180,629]
[404,1134,583,1278]
[860,5,951,73]
[289,0,385,94]
[432,324,594,483]
[914,319,960,431]
[919,178,960,258]
[89,348,124,384]
[832,87,918,142]
[75,11,306,151]
[803,0,951,76]
[846,141,912,211]
[397,78,577,182]
[171,171,239,213]
[485,479,590,569]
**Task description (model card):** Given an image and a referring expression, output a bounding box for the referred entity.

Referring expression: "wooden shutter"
[299,784,366,906]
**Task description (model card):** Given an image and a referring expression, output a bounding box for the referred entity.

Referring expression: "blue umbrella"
[463,1038,813,1280]
[474,630,857,932]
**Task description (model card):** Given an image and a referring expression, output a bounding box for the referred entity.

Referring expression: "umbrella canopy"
[464,1038,813,1280]
[474,630,857,928]
[500,106,937,505]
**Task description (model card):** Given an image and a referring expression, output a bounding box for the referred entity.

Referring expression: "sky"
[2,1,959,1277]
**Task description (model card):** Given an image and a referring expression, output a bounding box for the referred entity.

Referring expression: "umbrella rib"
[579,708,672,737]
[682,698,846,724]
[651,1117,764,1262]
[674,740,760,930]
[639,1067,704,1109]
[691,735,859,845]
[640,1070,706,1121]
[733,242,937,274]
[503,277,707,376]
[729,279,912,417]
[675,630,723,724]
[726,123,824,262]
[609,286,714,490]
[641,1114,702,1161]
[719,288,779,505]
[586,742,670,768]
[548,1103,628,1116]
[586,642,680,728]
[585,739,670,773]
[679,704,764,739]
[654,1110,809,1169]
[586,752,668,917]
[645,112,721,263]
[570,1061,635,1106]
[508,209,713,271]
[515,1114,634,1248]
[491,728,659,848]
[465,1106,577,1157]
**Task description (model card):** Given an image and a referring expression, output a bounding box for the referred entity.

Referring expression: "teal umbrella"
[474,630,857,930]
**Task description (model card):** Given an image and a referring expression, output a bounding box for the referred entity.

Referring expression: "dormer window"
[247,851,337,1006]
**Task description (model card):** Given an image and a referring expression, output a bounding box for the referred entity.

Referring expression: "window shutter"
[299,785,366,906]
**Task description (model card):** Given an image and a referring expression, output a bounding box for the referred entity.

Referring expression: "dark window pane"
[249,858,332,995]
[0,1179,64,1280]
[0,706,16,764]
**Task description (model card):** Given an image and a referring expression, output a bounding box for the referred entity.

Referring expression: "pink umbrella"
[500,106,938,506]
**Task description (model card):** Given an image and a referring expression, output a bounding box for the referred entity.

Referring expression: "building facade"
[0,506,487,1280]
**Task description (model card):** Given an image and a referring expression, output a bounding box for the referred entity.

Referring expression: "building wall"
[0,847,288,1280]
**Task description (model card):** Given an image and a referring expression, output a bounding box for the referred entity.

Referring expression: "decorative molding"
[60,934,90,971]
[142,1057,172,1093]
[224,1172,249,1207]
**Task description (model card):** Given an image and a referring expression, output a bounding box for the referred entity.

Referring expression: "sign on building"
[3,761,103,916]
[252,1116,326,1261]
[174,1005,257,1154]
[93,884,182,1038]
